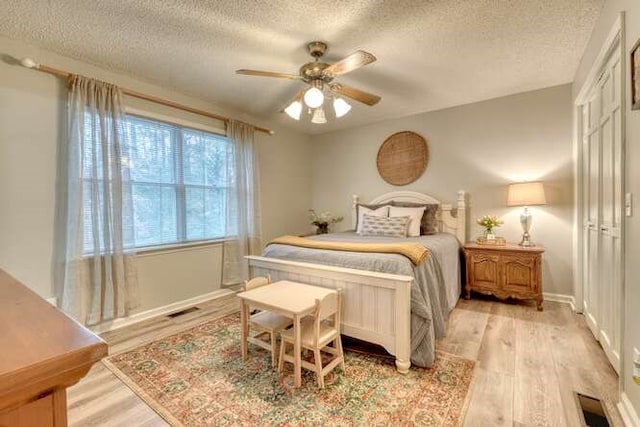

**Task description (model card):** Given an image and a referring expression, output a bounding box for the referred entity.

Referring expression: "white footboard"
[246,255,413,373]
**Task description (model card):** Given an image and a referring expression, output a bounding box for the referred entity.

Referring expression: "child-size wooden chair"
[278,289,345,388]
[243,276,293,367]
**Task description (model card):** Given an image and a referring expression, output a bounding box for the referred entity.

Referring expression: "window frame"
[82,108,233,252]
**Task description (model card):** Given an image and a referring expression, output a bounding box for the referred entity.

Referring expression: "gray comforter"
[261,232,461,367]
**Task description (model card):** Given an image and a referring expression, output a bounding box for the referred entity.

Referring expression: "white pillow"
[356,205,389,234]
[389,206,426,237]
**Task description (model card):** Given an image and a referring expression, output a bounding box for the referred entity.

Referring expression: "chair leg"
[278,339,286,373]
[314,348,324,389]
[270,331,277,367]
[336,337,345,372]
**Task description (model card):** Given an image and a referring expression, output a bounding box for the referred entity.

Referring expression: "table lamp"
[507,182,546,247]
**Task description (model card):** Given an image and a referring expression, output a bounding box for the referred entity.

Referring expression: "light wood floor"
[67,295,623,426]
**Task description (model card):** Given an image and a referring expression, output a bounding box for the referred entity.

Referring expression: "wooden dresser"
[463,243,545,310]
[0,269,107,426]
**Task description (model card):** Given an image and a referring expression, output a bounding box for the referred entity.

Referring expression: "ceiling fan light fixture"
[284,100,302,120]
[311,107,327,124]
[303,87,324,108]
[333,97,352,118]
[236,41,381,123]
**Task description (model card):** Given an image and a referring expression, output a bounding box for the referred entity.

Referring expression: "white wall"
[311,84,574,296]
[573,2,640,422]
[258,124,314,241]
[0,36,312,313]
[135,244,223,312]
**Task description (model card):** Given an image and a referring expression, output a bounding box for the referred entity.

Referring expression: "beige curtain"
[56,75,139,325]
[222,120,262,286]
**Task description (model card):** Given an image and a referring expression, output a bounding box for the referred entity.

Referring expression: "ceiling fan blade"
[323,50,377,77]
[236,69,300,80]
[330,83,381,106]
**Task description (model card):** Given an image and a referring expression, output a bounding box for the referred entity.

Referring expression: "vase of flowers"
[309,209,343,234]
[477,214,503,239]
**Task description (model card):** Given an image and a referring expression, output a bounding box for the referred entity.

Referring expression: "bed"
[246,190,467,373]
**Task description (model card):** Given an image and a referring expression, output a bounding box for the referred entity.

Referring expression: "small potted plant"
[477,215,503,240]
[309,209,343,234]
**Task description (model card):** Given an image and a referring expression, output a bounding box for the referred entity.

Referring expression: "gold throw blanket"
[266,235,429,266]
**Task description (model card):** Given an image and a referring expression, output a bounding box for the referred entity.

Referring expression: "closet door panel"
[585,117,600,337]
[597,52,622,372]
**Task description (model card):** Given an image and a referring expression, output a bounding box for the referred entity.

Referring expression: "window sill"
[135,238,236,256]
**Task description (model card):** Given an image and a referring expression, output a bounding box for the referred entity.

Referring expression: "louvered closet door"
[581,46,622,373]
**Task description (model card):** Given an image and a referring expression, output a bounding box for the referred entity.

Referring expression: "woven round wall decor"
[376,131,429,186]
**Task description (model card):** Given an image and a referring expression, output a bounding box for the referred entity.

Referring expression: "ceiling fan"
[236,41,381,123]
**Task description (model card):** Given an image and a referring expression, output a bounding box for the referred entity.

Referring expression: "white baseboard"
[90,288,235,335]
[543,292,576,311]
[619,392,640,427]
[46,297,57,307]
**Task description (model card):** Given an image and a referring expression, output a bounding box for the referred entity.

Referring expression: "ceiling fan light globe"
[284,100,302,120]
[311,107,327,124]
[333,97,352,118]
[304,87,324,108]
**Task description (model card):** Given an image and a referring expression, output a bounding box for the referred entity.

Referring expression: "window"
[82,114,234,250]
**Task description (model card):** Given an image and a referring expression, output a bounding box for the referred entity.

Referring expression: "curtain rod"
[18,57,274,135]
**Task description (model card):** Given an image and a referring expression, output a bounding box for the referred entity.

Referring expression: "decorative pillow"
[360,214,409,238]
[392,202,439,235]
[356,204,390,234]
[389,206,426,237]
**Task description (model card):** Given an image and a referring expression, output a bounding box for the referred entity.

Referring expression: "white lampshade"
[311,107,327,124]
[333,97,351,118]
[284,100,302,120]
[303,87,324,108]
[507,182,546,206]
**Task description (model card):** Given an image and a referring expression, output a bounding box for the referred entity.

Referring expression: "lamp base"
[519,231,535,247]
[518,208,536,247]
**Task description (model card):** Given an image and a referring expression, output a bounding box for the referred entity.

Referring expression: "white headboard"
[351,190,467,243]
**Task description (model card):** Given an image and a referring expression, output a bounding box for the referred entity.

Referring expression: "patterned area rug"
[103,313,475,426]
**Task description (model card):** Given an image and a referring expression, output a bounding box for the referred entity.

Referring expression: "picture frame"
[632,38,640,110]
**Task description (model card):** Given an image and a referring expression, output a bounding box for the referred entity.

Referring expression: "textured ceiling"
[0,0,603,135]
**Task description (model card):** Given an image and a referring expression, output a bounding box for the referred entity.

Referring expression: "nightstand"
[463,242,545,310]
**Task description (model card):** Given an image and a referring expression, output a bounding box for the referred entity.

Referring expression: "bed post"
[352,195,359,230]
[394,280,411,374]
[456,190,467,243]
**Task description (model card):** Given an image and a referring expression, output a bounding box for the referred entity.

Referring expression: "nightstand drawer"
[467,252,500,289]
[502,253,539,293]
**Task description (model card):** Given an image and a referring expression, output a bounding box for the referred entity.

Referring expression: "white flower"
[309,209,344,226]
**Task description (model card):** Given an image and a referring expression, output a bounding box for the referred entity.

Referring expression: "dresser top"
[0,269,107,397]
